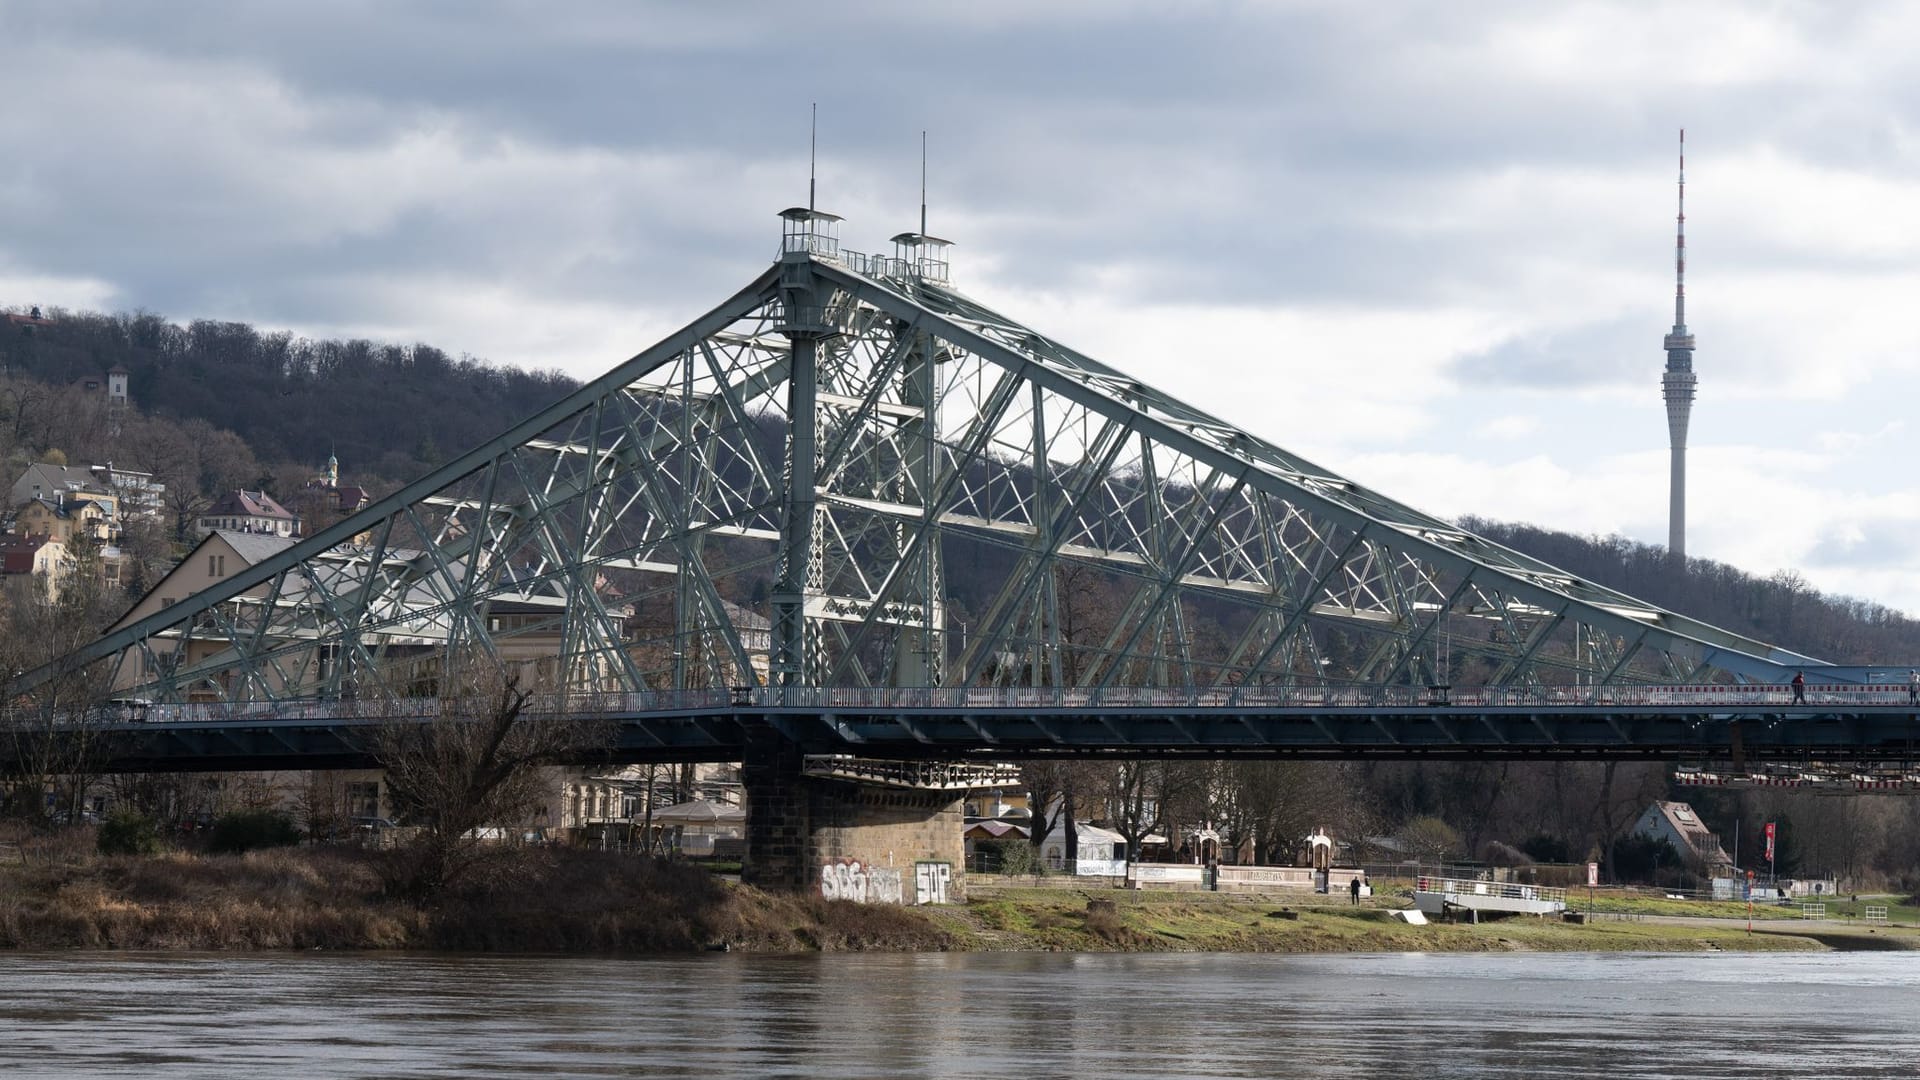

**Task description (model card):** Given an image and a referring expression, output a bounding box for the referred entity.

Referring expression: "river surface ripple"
[1,951,1914,1078]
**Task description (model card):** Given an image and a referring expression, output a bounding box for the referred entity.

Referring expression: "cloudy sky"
[6,2,1920,613]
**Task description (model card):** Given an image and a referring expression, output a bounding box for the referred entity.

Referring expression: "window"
[345,782,380,819]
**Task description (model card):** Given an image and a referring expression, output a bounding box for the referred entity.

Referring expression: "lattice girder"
[22,248,1821,707]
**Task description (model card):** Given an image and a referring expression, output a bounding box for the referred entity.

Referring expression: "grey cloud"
[3,0,1915,366]
[1805,523,1920,570]
[1447,316,1658,389]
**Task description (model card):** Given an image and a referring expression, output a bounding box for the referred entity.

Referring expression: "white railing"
[1865,906,1888,923]
[1800,903,1827,920]
[1413,874,1568,906]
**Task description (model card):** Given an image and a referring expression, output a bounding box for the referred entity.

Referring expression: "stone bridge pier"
[741,732,1013,906]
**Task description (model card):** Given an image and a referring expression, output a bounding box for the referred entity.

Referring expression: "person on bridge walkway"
[1908,669,1917,705]
[1791,671,1806,704]
[1350,875,1362,905]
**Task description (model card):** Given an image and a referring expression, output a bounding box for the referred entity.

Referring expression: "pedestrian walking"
[1349,875,1362,905]
[1907,668,1917,705]
[1791,671,1806,704]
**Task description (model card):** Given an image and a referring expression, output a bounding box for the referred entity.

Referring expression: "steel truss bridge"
[9,207,1915,770]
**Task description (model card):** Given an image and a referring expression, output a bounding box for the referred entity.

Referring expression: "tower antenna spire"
[920,130,928,240]
[1675,127,1686,328]
[809,103,817,216]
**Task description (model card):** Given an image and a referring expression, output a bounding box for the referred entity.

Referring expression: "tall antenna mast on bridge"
[809,103,817,216]
[1662,128,1698,563]
[920,130,928,240]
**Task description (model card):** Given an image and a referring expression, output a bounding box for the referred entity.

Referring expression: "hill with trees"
[1459,517,1920,666]
[0,306,578,485]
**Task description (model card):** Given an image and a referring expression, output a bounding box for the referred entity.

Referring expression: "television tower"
[1662,129,1696,561]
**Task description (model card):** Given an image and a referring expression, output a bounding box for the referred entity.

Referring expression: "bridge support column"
[741,733,966,905]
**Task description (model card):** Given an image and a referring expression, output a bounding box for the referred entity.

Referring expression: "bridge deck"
[13,684,1919,772]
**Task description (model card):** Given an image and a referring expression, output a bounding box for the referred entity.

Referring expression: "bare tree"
[0,533,125,824]
[370,662,610,899]
[1098,760,1166,864]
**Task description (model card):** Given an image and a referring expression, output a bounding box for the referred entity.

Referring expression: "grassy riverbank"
[946,887,1920,954]
[3,842,1915,954]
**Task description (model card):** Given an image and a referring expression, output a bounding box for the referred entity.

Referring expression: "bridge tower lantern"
[889,231,953,285]
[779,206,841,261]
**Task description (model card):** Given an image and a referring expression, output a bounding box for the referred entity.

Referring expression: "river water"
[1,951,1914,1078]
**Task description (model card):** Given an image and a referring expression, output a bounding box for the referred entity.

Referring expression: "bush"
[208,811,302,854]
[974,839,1035,875]
[98,810,163,856]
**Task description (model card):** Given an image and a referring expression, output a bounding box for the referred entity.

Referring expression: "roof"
[203,489,297,521]
[213,529,301,565]
[1643,800,1732,864]
[964,820,1031,840]
[19,496,107,521]
[16,462,112,499]
[1648,800,1711,840]
[1044,822,1125,847]
[779,207,843,223]
[0,533,53,574]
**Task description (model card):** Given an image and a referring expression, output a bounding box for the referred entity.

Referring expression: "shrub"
[1084,899,1125,941]
[97,810,164,856]
[974,839,1035,875]
[208,811,302,854]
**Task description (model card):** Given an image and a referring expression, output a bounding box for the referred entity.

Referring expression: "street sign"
[1587,861,1599,887]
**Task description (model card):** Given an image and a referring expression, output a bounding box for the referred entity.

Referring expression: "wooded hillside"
[0,307,579,483]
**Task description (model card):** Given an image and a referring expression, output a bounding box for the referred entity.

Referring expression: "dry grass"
[0,846,422,949]
[4,837,1900,956]
[0,841,960,953]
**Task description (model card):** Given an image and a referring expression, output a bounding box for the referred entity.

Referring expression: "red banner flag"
[1764,821,1776,862]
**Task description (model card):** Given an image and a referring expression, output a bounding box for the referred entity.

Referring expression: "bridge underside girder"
[46,705,1920,773]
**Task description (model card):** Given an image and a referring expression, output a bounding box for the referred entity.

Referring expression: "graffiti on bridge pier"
[914,861,952,905]
[819,858,954,905]
[820,858,903,904]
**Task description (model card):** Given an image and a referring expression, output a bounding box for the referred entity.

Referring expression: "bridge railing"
[1414,875,1568,906]
[70,681,1920,725]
